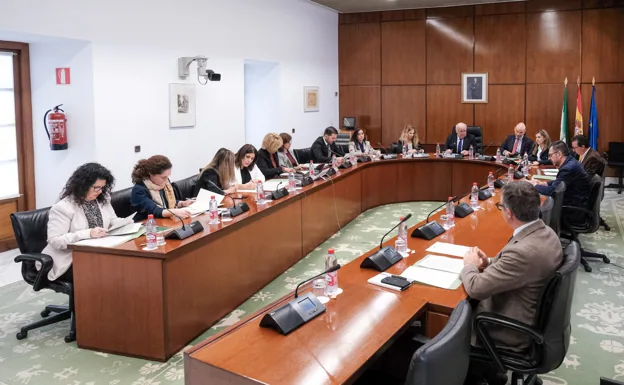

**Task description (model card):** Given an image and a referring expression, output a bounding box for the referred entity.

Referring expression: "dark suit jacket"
[311,136,343,163]
[256,148,283,180]
[528,145,552,165]
[535,156,590,208]
[461,220,563,351]
[396,140,422,152]
[500,135,535,157]
[580,148,605,179]
[196,169,223,196]
[445,133,477,154]
[131,182,179,221]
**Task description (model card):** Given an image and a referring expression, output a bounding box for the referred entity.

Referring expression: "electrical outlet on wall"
[134,145,141,153]
[292,128,295,133]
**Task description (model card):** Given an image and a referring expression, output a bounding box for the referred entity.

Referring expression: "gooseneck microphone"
[360,214,412,271]
[478,141,496,156]
[164,208,187,230]
[294,264,341,298]
[426,198,456,223]
[160,205,204,240]
[206,180,251,217]
[378,214,412,249]
[207,180,242,205]
[376,142,388,154]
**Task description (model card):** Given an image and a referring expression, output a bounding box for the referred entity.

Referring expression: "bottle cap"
[328,248,335,254]
[489,171,493,174]
[473,182,478,185]
[148,214,154,219]
[211,195,215,199]
[448,197,453,200]
[258,180,262,183]
[400,216,404,220]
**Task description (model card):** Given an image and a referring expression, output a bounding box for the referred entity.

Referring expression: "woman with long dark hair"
[197,148,238,195]
[348,128,372,154]
[234,144,265,191]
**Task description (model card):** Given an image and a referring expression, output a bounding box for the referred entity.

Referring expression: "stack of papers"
[542,169,559,175]
[400,254,464,290]
[72,227,146,248]
[533,175,557,181]
[185,188,224,215]
[425,242,470,258]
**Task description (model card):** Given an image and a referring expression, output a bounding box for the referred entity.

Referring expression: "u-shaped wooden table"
[70,157,510,369]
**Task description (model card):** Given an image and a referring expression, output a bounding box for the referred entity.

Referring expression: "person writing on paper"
[500,122,534,158]
[42,163,133,282]
[234,144,265,190]
[348,128,372,154]
[257,133,295,179]
[197,148,238,195]
[396,124,421,154]
[461,182,562,384]
[311,126,344,163]
[528,129,553,166]
[277,133,304,170]
[130,155,193,221]
[445,122,476,156]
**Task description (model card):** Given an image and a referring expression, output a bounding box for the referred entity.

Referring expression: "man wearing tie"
[311,126,345,163]
[445,122,477,156]
[500,123,534,157]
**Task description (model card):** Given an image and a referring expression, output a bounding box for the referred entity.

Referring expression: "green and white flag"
[560,79,568,143]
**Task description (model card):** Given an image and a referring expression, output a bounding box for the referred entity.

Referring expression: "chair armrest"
[601,377,624,385]
[14,253,53,291]
[474,312,544,373]
[561,205,593,217]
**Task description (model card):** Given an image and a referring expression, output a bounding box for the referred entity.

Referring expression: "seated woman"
[396,124,421,154]
[277,133,304,170]
[234,144,265,191]
[197,148,239,195]
[529,129,553,166]
[257,133,294,179]
[348,128,372,154]
[42,163,133,281]
[131,155,193,221]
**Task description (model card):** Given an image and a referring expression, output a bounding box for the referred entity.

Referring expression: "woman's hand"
[90,227,108,238]
[170,209,191,219]
[283,167,295,173]
[240,181,257,190]
[408,149,417,154]
[531,161,539,166]
[178,199,194,208]
[225,186,237,195]
[295,165,305,171]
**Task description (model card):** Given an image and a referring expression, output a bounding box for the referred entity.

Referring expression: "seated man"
[500,122,534,157]
[462,182,563,383]
[311,126,344,164]
[571,134,605,179]
[444,122,477,156]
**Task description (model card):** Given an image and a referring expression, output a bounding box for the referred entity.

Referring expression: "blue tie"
[458,139,463,153]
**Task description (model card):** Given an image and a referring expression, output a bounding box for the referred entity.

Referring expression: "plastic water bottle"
[288,171,296,191]
[309,160,315,177]
[508,165,515,181]
[398,217,408,243]
[436,143,441,157]
[256,180,265,204]
[145,214,157,250]
[402,145,408,158]
[325,248,339,297]
[488,171,496,196]
[445,197,455,228]
[395,237,407,254]
[332,154,337,169]
[496,148,502,163]
[208,195,219,224]
[470,183,479,208]
[469,145,474,160]
[522,152,529,174]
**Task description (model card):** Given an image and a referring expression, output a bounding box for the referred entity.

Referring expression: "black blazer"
[397,140,422,152]
[256,148,282,179]
[535,156,590,208]
[196,169,224,196]
[500,135,535,157]
[131,181,179,221]
[311,136,343,163]
[445,133,477,154]
[528,145,552,165]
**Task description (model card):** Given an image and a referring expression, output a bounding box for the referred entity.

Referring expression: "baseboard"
[0,238,17,253]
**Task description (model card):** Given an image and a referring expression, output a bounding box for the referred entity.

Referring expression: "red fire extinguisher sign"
[56,68,71,85]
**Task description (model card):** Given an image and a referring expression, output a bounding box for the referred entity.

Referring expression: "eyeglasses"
[548,151,560,159]
[495,202,504,211]
[91,185,105,192]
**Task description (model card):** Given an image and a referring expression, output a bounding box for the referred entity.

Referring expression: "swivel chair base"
[580,250,610,273]
[16,304,76,343]
[600,217,611,231]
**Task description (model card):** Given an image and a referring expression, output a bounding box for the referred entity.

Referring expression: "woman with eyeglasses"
[130,155,192,221]
[42,163,133,281]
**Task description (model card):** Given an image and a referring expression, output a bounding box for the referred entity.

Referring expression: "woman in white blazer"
[348,129,372,154]
[233,144,265,190]
[42,163,131,281]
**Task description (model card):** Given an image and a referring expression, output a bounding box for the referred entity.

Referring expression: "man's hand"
[474,247,490,269]
[445,149,452,154]
[461,150,470,156]
[528,178,546,187]
[503,150,511,157]
[463,247,483,267]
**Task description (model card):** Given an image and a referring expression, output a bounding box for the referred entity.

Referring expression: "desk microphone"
[478,141,496,160]
[360,214,411,271]
[328,148,353,169]
[163,208,204,240]
[411,198,455,240]
[207,180,250,217]
[376,142,388,154]
[269,181,289,200]
[426,198,456,223]
[294,264,341,298]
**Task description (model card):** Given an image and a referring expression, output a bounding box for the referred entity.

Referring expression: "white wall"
[0,0,338,207]
[245,60,280,149]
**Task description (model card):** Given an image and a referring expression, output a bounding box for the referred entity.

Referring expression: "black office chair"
[10,208,76,343]
[391,142,400,154]
[173,174,198,200]
[111,187,134,219]
[539,196,554,227]
[404,299,472,385]
[602,378,624,385]
[294,148,313,164]
[467,126,483,154]
[595,155,611,231]
[471,241,580,385]
[561,175,610,272]
[547,182,566,237]
[605,142,624,194]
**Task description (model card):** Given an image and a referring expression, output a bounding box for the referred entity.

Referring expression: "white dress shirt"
[235,165,265,184]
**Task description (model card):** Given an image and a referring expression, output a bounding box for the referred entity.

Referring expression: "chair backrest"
[586,175,603,233]
[391,142,400,154]
[539,196,554,227]
[336,133,350,147]
[10,208,51,283]
[549,181,566,237]
[294,148,313,164]
[534,241,580,373]
[173,174,199,200]
[405,300,472,385]
[607,142,624,164]
[111,187,134,219]
[467,126,483,153]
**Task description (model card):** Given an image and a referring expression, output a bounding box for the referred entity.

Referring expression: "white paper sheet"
[400,266,459,289]
[185,188,224,215]
[262,179,289,191]
[425,242,471,258]
[108,223,143,236]
[542,169,559,176]
[107,212,137,231]
[367,273,406,292]
[72,233,138,248]
[418,254,464,274]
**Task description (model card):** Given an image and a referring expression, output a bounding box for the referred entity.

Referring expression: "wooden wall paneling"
[582,8,624,83]
[475,14,526,84]
[381,9,426,22]
[0,200,18,240]
[474,85,526,147]
[361,164,399,211]
[381,20,426,85]
[426,17,474,85]
[475,2,527,15]
[426,86,474,144]
[339,86,382,145]
[525,84,577,142]
[527,0,583,12]
[339,23,381,86]
[425,311,449,338]
[526,11,582,84]
[426,5,474,18]
[581,83,624,152]
[381,86,426,146]
[583,0,624,8]
[340,12,382,24]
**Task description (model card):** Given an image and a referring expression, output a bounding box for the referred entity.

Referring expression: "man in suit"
[571,134,605,179]
[529,140,590,209]
[462,181,563,384]
[469,77,482,100]
[500,123,534,157]
[311,126,344,163]
[445,122,477,156]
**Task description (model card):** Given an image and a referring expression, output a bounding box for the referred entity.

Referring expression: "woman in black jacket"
[256,133,294,179]
[529,129,553,165]
[197,148,238,195]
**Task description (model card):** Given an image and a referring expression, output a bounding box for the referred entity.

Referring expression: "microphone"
[206,180,251,217]
[294,264,341,298]
[360,214,412,271]
[328,147,354,169]
[379,214,412,249]
[269,181,289,200]
[164,208,187,230]
[162,208,204,240]
[426,198,455,223]
[207,180,238,206]
[376,142,388,154]
[478,141,496,160]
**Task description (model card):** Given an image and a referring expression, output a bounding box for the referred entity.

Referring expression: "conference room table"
[69,155,524,363]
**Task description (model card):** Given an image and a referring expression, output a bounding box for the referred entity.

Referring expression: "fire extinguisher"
[44,104,68,151]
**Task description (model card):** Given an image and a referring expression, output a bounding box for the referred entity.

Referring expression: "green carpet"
[0,194,623,385]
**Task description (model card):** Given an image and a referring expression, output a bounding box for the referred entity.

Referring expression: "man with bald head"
[500,123,535,157]
[445,122,478,156]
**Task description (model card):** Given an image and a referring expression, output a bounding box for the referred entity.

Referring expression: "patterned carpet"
[0,193,623,385]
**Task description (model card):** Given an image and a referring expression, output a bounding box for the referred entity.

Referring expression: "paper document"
[542,169,559,176]
[185,188,224,215]
[262,179,289,192]
[108,223,143,236]
[108,212,137,231]
[401,266,459,290]
[532,175,556,181]
[426,242,471,258]
[418,254,464,274]
[72,229,144,248]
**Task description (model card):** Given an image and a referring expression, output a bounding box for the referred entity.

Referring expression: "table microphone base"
[166,221,204,240]
[229,202,250,217]
[260,292,326,335]
[360,245,403,271]
[411,221,446,240]
[270,188,289,201]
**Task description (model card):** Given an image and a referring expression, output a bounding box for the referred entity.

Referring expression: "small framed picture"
[461,73,488,103]
[169,83,196,128]
[304,86,319,112]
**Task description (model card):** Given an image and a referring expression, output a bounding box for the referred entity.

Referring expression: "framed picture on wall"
[169,83,196,128]
[461,73,488,103]
[304,86,319,112]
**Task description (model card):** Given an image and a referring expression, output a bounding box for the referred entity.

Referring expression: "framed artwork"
[169,83,196,128]
[304,86,319,112]
[461,73,488,103]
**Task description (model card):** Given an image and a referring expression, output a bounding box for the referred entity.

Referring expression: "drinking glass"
[440,214,450,230]
[221,210,232,222]
[156,229,166,246]
[313,279,329,304]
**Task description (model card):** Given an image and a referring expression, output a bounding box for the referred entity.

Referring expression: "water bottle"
[398,217,408,243]
[395,237,407,254]
[445,198,455,228]
[487,171,496,196]
[145,214,157,250]
[332,154,337,169]
[309,160,315,177]
[496,148,502,163]
[402,144,408,158]
[470,183,479,208]
[436,143,441,157]
[325,248,339,297]
[469,145,474,160]
[256,180,265,204]
[288,171,296,191]
[208,196,219,224]
[349,148,356,166]
[508,165,515,181]
[523,152,529,174]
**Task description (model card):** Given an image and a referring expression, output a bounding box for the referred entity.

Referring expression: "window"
[0,52,18,200]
